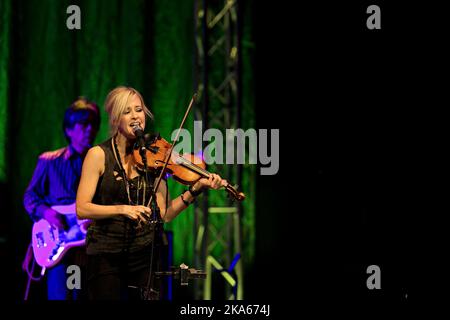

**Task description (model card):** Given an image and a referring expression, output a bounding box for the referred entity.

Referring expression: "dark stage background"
[0,0,448,311]
[250,0,448,308]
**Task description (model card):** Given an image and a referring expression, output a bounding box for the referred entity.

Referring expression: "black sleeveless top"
[86,138,157,255]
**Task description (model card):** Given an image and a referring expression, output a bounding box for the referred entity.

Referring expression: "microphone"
[132,125,147,163]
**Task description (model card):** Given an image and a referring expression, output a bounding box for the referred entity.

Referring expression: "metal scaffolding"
[193,0,243,300]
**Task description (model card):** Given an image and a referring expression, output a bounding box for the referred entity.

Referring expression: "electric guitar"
[31,203,90,268]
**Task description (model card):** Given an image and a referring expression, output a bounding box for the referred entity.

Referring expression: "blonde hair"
[104,86,153,136]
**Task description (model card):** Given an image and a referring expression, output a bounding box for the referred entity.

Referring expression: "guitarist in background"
[23,97,100,300]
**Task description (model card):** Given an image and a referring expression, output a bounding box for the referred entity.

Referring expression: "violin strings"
[151,147,239,194]
[152,147,211,178]
[152,147,241,198]
[176,157,210,178]
[176,156,235,191]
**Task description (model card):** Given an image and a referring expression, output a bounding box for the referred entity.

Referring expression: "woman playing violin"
[76,86,227,300]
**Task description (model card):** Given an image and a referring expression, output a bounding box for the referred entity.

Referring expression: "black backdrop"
[250,0,448,309]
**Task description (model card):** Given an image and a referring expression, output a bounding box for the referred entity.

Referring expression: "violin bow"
[146,94,197,210]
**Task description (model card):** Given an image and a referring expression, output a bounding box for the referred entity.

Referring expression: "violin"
[132,134,245,202]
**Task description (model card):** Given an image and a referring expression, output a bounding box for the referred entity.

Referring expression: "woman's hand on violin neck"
[119,205,151,222]
[196,173,228,190]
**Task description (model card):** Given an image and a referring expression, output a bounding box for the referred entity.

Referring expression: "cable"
[22,243,45,300]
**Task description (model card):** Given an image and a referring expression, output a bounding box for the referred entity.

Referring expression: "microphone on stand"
[132,125,147,163]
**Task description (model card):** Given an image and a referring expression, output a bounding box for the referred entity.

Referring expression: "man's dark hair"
[63,97,100,142]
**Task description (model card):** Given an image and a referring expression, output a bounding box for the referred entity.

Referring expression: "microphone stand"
[141,94,197,300]
[139,144,164,300]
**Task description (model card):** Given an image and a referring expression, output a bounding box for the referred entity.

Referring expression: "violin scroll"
[225,184,246,202]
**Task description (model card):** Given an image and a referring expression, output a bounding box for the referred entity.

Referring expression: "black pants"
[87,246,160,300]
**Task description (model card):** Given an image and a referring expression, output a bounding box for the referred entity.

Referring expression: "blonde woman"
[76,86,226,300]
